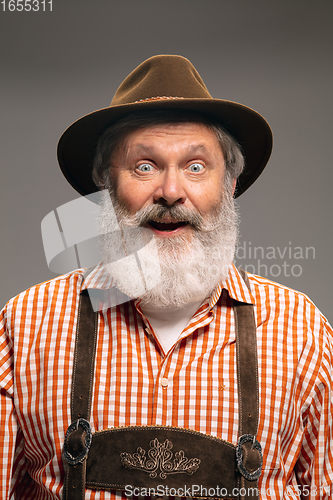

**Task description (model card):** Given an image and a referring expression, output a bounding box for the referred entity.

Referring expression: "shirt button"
[160,378,168,388]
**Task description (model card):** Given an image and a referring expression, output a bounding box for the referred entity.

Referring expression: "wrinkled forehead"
[112,121,224,160]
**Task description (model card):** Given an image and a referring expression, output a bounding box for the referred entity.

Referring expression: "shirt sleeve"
[0,304,28,499]
[294,318,333,500]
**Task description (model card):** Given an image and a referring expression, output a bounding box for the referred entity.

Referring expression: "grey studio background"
[1,0,332,324]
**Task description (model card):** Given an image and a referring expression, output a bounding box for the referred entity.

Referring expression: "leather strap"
[63,289,98,500]
[235,269,260,493]
[63,269,261,499]
[236,268,258,436]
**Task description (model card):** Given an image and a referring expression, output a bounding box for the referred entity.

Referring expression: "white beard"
[98,186,239,309]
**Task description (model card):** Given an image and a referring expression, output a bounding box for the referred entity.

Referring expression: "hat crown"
[111,55,212,106]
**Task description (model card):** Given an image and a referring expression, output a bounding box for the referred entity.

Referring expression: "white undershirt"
[140,300,203,354]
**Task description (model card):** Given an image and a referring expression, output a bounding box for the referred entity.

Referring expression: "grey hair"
[92,109,244,194]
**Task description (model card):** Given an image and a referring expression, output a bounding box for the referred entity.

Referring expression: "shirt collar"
[81,261,255,307]
[81,262,114,291]
[200,263,255,309]
[222,263,255,305]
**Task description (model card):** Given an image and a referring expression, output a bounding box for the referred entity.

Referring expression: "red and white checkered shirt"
[0,264,332,499]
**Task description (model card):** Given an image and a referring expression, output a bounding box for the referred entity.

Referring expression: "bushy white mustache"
[109,190,237,236]
[120,204,220,232]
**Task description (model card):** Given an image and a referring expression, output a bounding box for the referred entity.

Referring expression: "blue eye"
[188,163,204,173]
[137,163,154,172]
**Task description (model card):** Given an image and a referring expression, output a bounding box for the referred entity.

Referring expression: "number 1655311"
[1,0,52,11]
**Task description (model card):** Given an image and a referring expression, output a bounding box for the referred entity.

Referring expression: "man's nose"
[153,167,186,205]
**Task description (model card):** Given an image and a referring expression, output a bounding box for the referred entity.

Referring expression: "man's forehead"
[118,122,221,153]
[129,143,213,154]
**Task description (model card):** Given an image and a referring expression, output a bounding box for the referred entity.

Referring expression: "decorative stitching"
[134,96,185,103]
[120,437,201,479]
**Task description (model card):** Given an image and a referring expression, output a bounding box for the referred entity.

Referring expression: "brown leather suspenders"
[63,289,98,499]
[63,270,263,499]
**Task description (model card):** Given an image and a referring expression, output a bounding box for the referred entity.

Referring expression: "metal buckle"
[63,418,92,465]
[236,434,263,481]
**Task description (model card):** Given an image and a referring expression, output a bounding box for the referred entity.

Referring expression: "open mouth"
[148,220,189,232]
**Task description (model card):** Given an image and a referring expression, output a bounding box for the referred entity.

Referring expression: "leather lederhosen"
[63,269,263,500]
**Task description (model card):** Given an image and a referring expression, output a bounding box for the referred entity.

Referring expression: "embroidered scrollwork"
[120,438,201,479]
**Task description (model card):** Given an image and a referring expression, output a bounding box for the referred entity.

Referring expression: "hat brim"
[57,98,272,198]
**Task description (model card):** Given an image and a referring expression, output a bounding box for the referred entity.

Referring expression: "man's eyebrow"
[186,144,211,155]
[131,143,212,155]
[132,144,156,154]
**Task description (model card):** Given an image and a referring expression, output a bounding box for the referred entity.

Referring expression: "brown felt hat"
[57,54,272,197]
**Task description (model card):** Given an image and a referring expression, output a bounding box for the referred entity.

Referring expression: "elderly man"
[0,55,332,500]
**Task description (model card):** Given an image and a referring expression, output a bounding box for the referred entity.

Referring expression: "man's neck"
[140,300,203,354]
